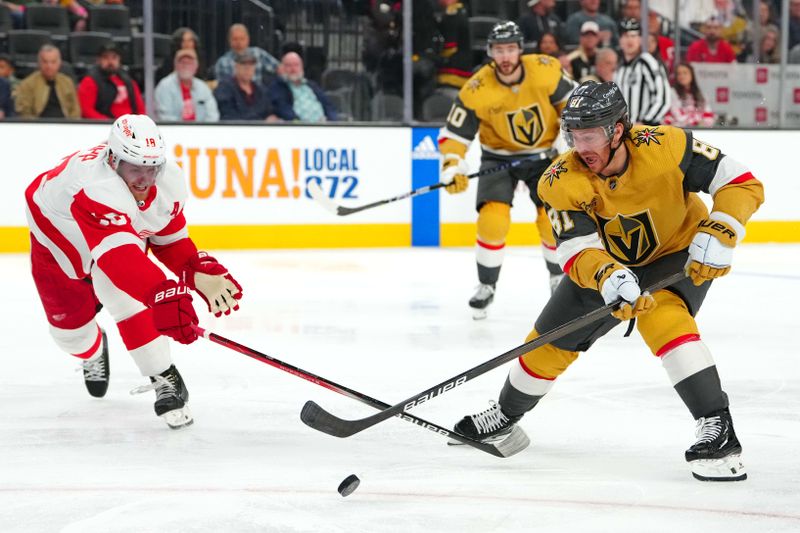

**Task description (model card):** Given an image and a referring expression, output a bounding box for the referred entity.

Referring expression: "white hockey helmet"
[107,114,166,170]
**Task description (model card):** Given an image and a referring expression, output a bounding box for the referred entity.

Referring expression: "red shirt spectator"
[686,17,737,63]
[686,39,736,63]
[77,43,145,119]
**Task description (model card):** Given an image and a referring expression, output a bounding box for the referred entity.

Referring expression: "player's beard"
[497,58,521,77]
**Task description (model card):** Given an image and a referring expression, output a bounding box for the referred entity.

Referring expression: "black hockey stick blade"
[193,326,513,457]
[300,271,687,438]
[306,160,522,217]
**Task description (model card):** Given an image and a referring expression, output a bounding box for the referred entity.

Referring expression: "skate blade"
[471,308,489,320]
[690,453,747,481]
[161,405,194,430]
[448,426,530,457]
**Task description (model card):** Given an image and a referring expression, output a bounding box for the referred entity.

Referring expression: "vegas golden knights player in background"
[453,81,764,481]
[438,21,577,319]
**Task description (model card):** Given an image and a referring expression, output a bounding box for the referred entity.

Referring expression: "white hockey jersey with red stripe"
[25,143,197,304]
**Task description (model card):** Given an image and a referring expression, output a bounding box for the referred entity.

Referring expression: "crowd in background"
[0,0,798,126]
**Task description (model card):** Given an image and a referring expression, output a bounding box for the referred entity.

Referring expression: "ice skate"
[469,284,495,320]
[685,407,746,481]
[451,401,530,456]
[131,365,193,429]
[81,330,109,398]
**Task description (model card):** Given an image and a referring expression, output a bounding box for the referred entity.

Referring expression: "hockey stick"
[192,326,520,458]
[307,160,522,216]
[301,271,687,438]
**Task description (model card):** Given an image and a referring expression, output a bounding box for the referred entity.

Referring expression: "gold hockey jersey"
[439,54,576,157]
[537,124,765,290]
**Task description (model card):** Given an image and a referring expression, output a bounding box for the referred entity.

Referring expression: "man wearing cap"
[564,0,618,47]
[565,21,600,83]
[518,0,563,51]
[614,18,670,125]
[214,51,278,121]
[154,48,219,122]
[77,42,145,120]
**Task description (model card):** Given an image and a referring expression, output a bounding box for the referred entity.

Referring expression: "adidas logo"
[412,135,440,160]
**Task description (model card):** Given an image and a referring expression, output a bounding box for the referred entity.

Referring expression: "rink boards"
[0,123,796,252]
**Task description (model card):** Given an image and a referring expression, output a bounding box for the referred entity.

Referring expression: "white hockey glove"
[440,155,469,194]
[182,252,243,317]
[597,264,656,321]
[686,212,744,286]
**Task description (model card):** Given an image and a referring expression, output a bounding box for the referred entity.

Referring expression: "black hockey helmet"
[486,21,523,54]
[619,18,641,35]
[561,80,631,146]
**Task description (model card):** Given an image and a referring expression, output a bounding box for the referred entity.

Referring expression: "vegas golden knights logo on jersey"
[596,210,660,264]
[506,105,545,147]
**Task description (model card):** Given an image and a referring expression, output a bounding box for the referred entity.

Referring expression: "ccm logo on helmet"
[153,285,190,303]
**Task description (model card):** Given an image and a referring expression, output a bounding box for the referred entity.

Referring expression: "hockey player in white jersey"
[25,114,243,429]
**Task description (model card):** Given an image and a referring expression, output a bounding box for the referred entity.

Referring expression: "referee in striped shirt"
[614,18,670,125]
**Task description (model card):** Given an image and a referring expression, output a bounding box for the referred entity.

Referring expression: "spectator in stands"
[42,0,88,32]
[536,31,561,58]
[664,62,715,128]
[0,55,21,94]
[518,0,563,51]
[269,51,336,122]
[790,0,800,50]
[712,0,748,59]
[1,1,26,29]
[620,0,641,21]
[154,49,218,122]
[156,27,206,83]
[0,77,13,119]
[566,21,600,83]
[747,24,780,64]
[757,0,777,27]
[15,44,80,119]
[649,10,675,74]
[563,0,618,47]
[686,16,737,63]
[435,0,471,90]
[214,51,278,121]
[595,47,618,82]
[77,42,145,119]
[214,23,278,85]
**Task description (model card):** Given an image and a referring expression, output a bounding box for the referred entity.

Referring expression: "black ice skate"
[469,284,495,320]
[452,401,530,456]
[685,407,746,481]
[131,365,193,429]
[81,330,109,398]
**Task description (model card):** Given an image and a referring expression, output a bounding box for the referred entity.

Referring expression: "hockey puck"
[337,474,360,497]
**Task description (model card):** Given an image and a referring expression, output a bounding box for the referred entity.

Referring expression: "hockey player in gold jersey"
[453,81,764,481]
[438,20,577,319]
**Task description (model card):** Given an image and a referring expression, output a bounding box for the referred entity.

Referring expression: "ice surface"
[1,245,798,532]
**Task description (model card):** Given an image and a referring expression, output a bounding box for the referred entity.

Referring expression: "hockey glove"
[597,264,656,321]
[183,252,243,317]
[686,213,743,286]
[440,155,469,194]
[148,280,199,344]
